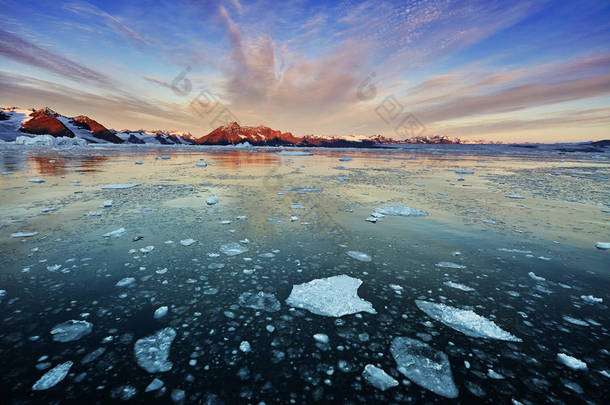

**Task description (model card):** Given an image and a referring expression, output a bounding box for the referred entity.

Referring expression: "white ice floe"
[50,320,93,342]
[594,242,610,250]
[32,361,73,391]
[102,200,113,207]
[154,306,168,319]
[145,378,164,392]
[196,162,208,167]
[116,277,135,287]
[102,184,139,189]
[134,327,176,373]
[238,291,281,312]
[443,281,475,292]
[180,239,196,246]
[103,228,126,238]
[557,353,587,370]
[239,341,251,353]
[139,246,154,253]
[220,242,249,256]
[391,337,458,398]
[415,300,522,342]
[362,364,399,391]
[313,333,329,344]
[86,211,101,216]
[206,196,219,205]
[10,231,38,238]
[346,251,372,262]
[528,272,545,281]
[505,195,526,199]
[374,205,428,217]
[581,295,603,304]
[28,178,45,183]
[436,262,466,269]
[285,275,376,317]
[454,170,474,174]
[17,135,87,147]
[276,151,313,156]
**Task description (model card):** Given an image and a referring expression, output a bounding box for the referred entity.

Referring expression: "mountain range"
[1,107,488,146]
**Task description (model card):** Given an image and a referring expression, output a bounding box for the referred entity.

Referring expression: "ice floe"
[102,183,139,189]
[276,151,313,156]
[362,364,398,391]
[103,228,126,238]
[528,272,545,281]
[374,205,428,217]
[220,242,249,256]
[581,295,603,304]
[443,281,475,292]
[32,361,73,391]
[346,251,372,262]
[238,291,281,312]
[50,320,93,342]
[27,178,45,183]
[436,262,466,269]
[116,277,135,287]
[145,378,164,392]
[557,353,587,370]
[390,337,458,398]
[134,327,176,373]
[285,275,376,317]
[415,300,522,342]
[180,239,196,246]
[206,196,219,205]
[594,242,610,250]
[505,194,526,199]
[239,341,251,353]
[10,231,38,238]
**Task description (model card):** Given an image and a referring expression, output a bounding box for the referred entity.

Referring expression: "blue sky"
[1,0,609,141]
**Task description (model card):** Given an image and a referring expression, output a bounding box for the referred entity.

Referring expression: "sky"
[0,0,609,142]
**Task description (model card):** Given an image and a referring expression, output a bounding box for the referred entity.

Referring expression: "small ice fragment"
[206,196,219,205]
[362,364,398,391]
[154,306,168,319]
[443,281,474,292]
[180,239,196,246]
[557,353,587,370]
[346,251,372,262]
[238,291,281,312]
[454,170,474,174]
[81,348,106,364]
[134,327,176,373]
[46,264,61,271]
[374,205,428,217]
[285,275,376,317]
[50,320,93,342]
[581,295,602,304]
[87,211,101,216]
[196,162,208,167]
[313,333,329,344]
[102,200,113,207]
[135,161,143,165]
[145,378,164,392]
[391,337,458,398]
[594,242,610,250]
[102,183,139,189]
[139,246,154,253]
[436,262,466,269]
[239,341,251,353]
[116,277,135,287]
[32,361,72,391]
[103,228,125,238]
[415,300,521,342]
[505,195,525,199]
[365,217,377,223]
[28,178,45,183]
[10,232,38,238]
[290,216,299,222]
[220,242,249,256]
[528,272,545,281]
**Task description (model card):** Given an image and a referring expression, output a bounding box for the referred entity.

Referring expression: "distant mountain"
[0,106,510,147]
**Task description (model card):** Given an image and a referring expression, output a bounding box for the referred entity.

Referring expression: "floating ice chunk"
[239,341,251,353]
[102,200,113,207]
[276,151,313,156]
[154,306,168,320]
[595,242,610,250]
[145,378,164,392]
[103,228,125,238]
[180,239,196,246]
[498,248,533,254]
[47,264,61,271]
[563,316,588,326]
[443,281,475,292]
[10,231,38,238]
[50,320,93,342]
[196,162,208,167]
[28,178,45,183]
[362,364,398,391]
[436,262,466,269]
[374,205,428,217]
[139,246,154,253]
[339,157,352,162]
[206,196,219,205]
[285,275,376,317]
[581,295,603,304]
[32,361,73,391]
[505,195,525,199]
[346,251,372,262]
[238,291,281,312]
[415,300,522,342]
[528,272,545,281]
[134,327,176,373]
[365,217,377,223]
[220,242,249,256]
[82,347,106,364]
[102,183,139,189]
[313,333,329,344]
[86,211,102,216]
[391,337,458,398]
[557,353,587,370]
[290,204,305,209]
[116,277,135,287]
[455,170,474,174]
[290,216,299,222]
[283,187,322,193]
